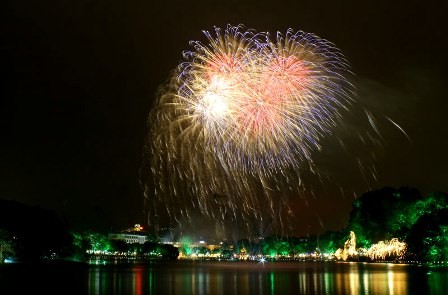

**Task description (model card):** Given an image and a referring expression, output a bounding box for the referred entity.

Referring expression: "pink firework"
[143,25,354,237]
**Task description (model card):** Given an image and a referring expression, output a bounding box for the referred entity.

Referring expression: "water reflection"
[85,261,447,295]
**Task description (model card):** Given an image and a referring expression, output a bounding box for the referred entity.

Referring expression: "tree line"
[1,186,447,263]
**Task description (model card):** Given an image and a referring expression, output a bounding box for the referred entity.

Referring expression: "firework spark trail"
[142,24,359,238]
[385,116,412,142]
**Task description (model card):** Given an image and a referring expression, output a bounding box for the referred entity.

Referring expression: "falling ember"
[141,24,355,238]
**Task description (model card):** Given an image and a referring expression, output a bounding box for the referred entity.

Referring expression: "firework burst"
[142,24,356,238]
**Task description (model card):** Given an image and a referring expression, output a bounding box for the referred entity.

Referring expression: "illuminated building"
[108,224,148,244]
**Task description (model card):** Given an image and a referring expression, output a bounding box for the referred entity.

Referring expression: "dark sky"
[1,0,447,236]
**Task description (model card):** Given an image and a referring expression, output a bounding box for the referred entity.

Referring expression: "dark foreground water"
[1,260,447,295]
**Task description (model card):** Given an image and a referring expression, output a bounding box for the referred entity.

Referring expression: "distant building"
[108,224,148,244]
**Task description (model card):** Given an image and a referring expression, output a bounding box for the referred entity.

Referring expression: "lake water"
[1,260,447,294]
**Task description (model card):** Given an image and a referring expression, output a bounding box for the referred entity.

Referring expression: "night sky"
[2,0,447,237]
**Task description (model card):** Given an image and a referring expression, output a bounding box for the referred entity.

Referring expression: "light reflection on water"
[85,261,447,295]
[1,260,446,294]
